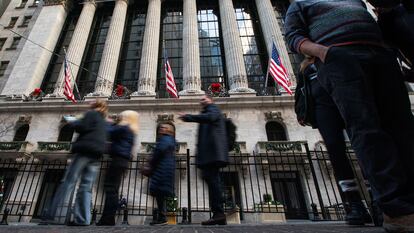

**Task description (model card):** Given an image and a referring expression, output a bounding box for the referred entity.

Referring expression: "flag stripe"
[268,41,292,95]
[165,59,178,98]
[63,57,77,103]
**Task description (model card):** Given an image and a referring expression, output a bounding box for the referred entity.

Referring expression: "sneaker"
[150,219,168,226]
[383,213,414,233]
[66,221,89,226]
[371,202,384,227]
[345,202,367,226]
[201,213,227,226]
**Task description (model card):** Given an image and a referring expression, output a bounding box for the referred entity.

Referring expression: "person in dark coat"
[97,110,139,226]
[179,95,229,225]
[41,99,108,226]
[148,122,176,226]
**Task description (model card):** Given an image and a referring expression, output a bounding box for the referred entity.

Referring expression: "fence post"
[0,208,9,225]
[186,148,192,223]
[90,208,97,225]
[304,142,328,220]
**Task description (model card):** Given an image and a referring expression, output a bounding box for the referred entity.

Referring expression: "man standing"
[179,95,229,225]
[284,0,414,232]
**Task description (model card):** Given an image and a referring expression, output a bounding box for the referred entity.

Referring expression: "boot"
[371,201,384,227]
[345,202,367,225]
[150,211,167,226]
[96,215,115,226]
[201,213,227,225]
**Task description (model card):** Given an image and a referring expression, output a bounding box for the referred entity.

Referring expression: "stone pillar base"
[84,94,109,101]
[42,94,66,102]
[229,89,256,98]
[178,90,205,99]
[130,91,156,100]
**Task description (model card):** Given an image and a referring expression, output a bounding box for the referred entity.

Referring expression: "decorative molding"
[264,111,283,122]
[157,114,174,123]
[43,0,72,10]
[17,115,32,124]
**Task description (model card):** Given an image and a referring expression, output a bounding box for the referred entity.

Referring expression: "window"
[271,0,303,77]
[0,61,10,77]
[8,37,21,49]
[16,0,28,8]
[157,3,183,98]
[266,121,287,141]
[13,124,29,141]
[6,17,18,28]
[114,2,147,92]
[77,4,113,98]
[234,1,268,93]
[41,10,80,94]
[57,124,74,142]
[197,1,227,91]
[19,15,31,27]
[0,38,6,51]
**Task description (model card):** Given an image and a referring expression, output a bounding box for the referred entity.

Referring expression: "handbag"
[294,64,317,128]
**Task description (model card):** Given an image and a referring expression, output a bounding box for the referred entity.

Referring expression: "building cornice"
[43,0,72,10]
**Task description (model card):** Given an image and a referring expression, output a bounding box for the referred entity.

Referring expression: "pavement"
[0,222,386,233]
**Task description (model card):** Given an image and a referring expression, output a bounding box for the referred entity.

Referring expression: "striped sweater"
[284,0,383,53]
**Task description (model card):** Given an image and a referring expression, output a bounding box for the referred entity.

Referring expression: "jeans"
[46,155,100,224]
[316,45,414,217]
[100,164,125,220]
[311,79,361,202]
[202,166,224,215]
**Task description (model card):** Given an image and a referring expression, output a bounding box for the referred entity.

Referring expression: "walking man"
[285,0,414,232]
[179,95,229,225]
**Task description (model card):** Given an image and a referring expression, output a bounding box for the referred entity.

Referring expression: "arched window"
[266,122,287,141]
[13,124,29,141]
[58,124,74,142]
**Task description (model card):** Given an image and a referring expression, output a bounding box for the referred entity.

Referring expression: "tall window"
[114,3,147,92]
[19,15,31,27]
[0,61,9,77]
[13,124,29,141]
[0,38,6,51]
[157,3,183,98]
[234,1,268,92]
[77,4,113,98]
[6,17,18,28]
[197,1,227,91]
[266,121,287,141]
[41,10,80,94]
[8,37,21,49]
[58,124,74,142]
[272,0,302,77]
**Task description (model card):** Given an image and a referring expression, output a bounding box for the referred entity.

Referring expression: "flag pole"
[63,47,82,101]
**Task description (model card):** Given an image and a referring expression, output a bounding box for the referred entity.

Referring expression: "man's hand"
[299,40,329,63]
[177,113,186,120]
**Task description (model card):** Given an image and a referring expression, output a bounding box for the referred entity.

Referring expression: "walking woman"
[41,100,108,226]
[148,122,176,226]
[97,110,139,226]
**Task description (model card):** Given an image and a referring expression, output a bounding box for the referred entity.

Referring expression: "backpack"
[225,118,237,152]
[294,64,317,128]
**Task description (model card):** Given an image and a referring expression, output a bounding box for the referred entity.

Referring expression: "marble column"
[219,0,254,94]
[180,0,203,96]
[52,0,96,97]
[91,0,128,97]
[133,0,161,97]
[1,0,69,96]
[255,0,294,83]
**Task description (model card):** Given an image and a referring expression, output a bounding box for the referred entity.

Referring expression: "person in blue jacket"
[148,122,176,226]
[97,110,139,226]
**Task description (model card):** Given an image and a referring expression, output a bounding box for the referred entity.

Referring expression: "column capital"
[43,0,72,10]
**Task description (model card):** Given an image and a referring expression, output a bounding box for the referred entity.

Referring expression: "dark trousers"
[155,194,167,219]
[311,79,361,202]
[202,166,224,215]
[316,45,414,217]
[101,164,125,220]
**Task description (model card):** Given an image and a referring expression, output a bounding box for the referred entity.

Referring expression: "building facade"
[0,0,413,224]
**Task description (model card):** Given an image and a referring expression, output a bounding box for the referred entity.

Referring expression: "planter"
[167,212,177,225]
[255,204,286,223]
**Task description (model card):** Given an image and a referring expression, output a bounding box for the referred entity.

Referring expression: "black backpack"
[225,118,237,152]
[294,64,317,128]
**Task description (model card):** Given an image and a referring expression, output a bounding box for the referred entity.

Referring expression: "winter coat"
[70,110,107,159]
[149,135,176,197]
[108,125,135,160]
[182,104,229,168]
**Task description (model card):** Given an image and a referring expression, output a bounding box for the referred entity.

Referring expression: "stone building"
[0,0,412,224]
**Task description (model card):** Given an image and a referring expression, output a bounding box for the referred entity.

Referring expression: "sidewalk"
[0,222,385,233]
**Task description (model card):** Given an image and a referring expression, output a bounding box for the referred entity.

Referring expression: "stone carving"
[17,115,32,124]
[157,114,174,123]
[264,111,283,122]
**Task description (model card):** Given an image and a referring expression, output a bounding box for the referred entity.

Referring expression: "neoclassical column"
[180,0,203,95]
[91,0,128,97]
[133,0,161,97]
[52,0,96,97]
[255,0,295,82]
[1,0,70,96]
[218,0,254,94]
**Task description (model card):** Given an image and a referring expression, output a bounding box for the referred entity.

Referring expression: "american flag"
[164,53,178,98]
[63,56,77,103]
[268,42,292,95]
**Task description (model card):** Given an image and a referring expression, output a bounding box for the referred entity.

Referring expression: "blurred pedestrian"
[41,99,108,226]
[179,95,229,225]
[285,1,414,232]
[97,110,139,226]
[147,122,176,226]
